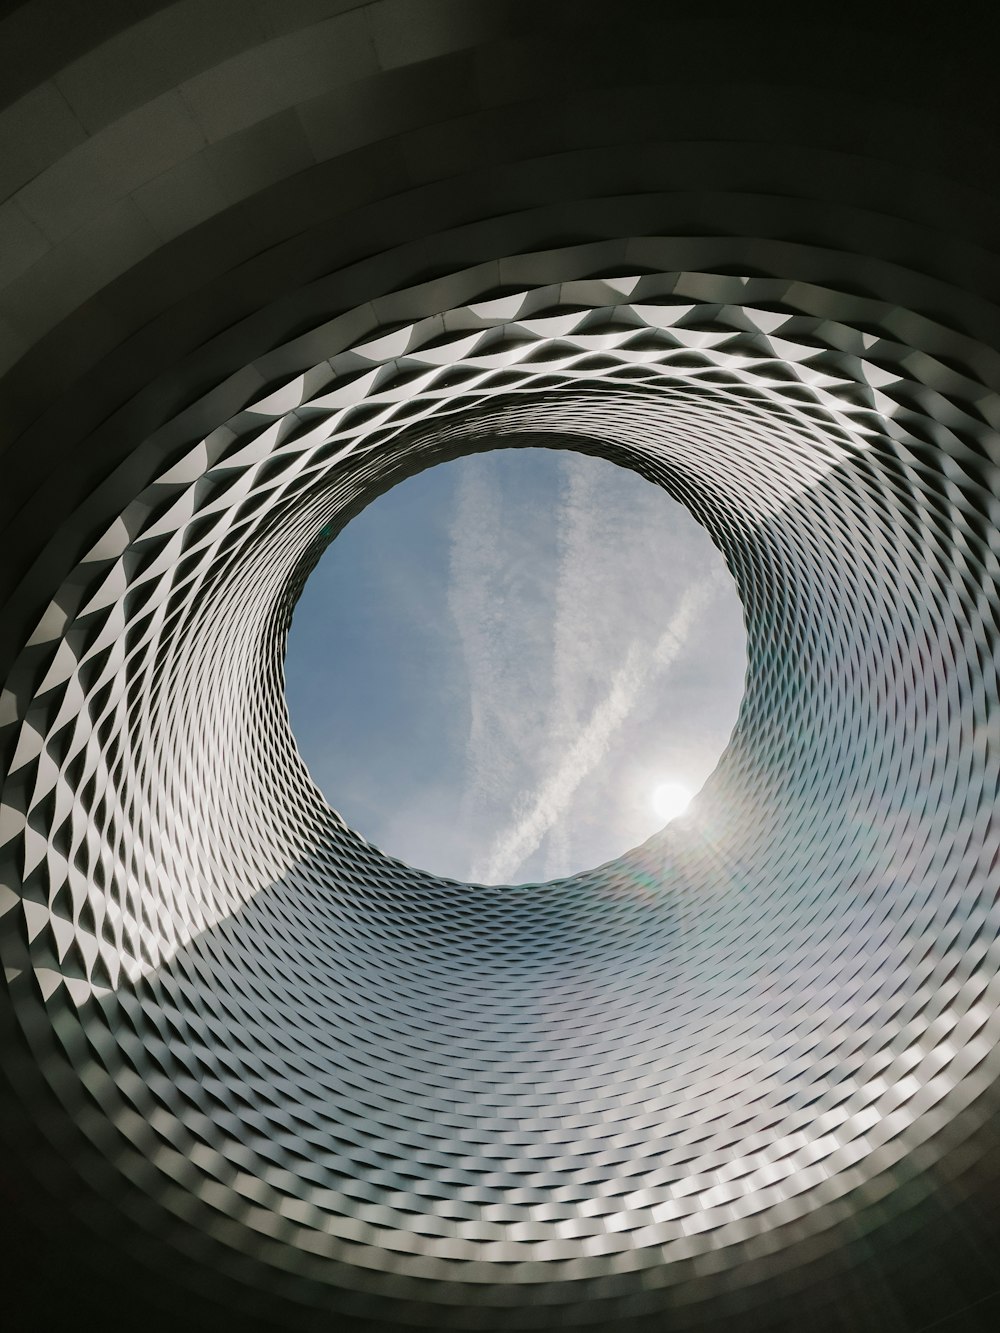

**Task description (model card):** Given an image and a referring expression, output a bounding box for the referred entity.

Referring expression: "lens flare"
[650,780,694,823]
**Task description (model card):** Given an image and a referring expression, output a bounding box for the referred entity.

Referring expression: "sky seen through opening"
[285,449,748,883]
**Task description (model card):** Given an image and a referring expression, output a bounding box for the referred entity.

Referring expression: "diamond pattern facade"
[1,6,999,1331]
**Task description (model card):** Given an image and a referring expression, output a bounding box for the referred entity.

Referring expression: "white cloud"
[540,455,604,877]
[446,454,552,817]
[447,454,505,807]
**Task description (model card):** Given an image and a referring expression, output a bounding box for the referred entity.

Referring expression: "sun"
[650,780,695,823]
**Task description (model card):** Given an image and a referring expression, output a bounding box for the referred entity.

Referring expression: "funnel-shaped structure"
[2,6,999,1331]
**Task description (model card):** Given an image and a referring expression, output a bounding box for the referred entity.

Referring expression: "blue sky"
[285,448,747,884]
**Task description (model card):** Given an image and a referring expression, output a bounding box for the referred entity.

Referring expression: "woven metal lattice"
[2,253,999,1329]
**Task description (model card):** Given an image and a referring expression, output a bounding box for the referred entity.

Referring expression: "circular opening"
[285,448,747,882]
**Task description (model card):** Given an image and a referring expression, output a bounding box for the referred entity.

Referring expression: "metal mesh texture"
[2,6,1000,1331]
[3,261,1000,1330]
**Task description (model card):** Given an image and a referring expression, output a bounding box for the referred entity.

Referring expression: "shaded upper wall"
[3,0,999,425]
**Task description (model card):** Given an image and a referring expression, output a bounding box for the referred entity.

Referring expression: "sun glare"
[651,780,694,823]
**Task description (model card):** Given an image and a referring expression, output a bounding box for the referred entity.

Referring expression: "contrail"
[472,569,725,883]
[541,456,603,877]
[447,455,511,810]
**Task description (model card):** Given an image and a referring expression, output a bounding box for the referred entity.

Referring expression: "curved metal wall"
[2,5,999,1331]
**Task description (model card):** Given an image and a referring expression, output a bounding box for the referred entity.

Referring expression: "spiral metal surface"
[2,5,999,1331]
